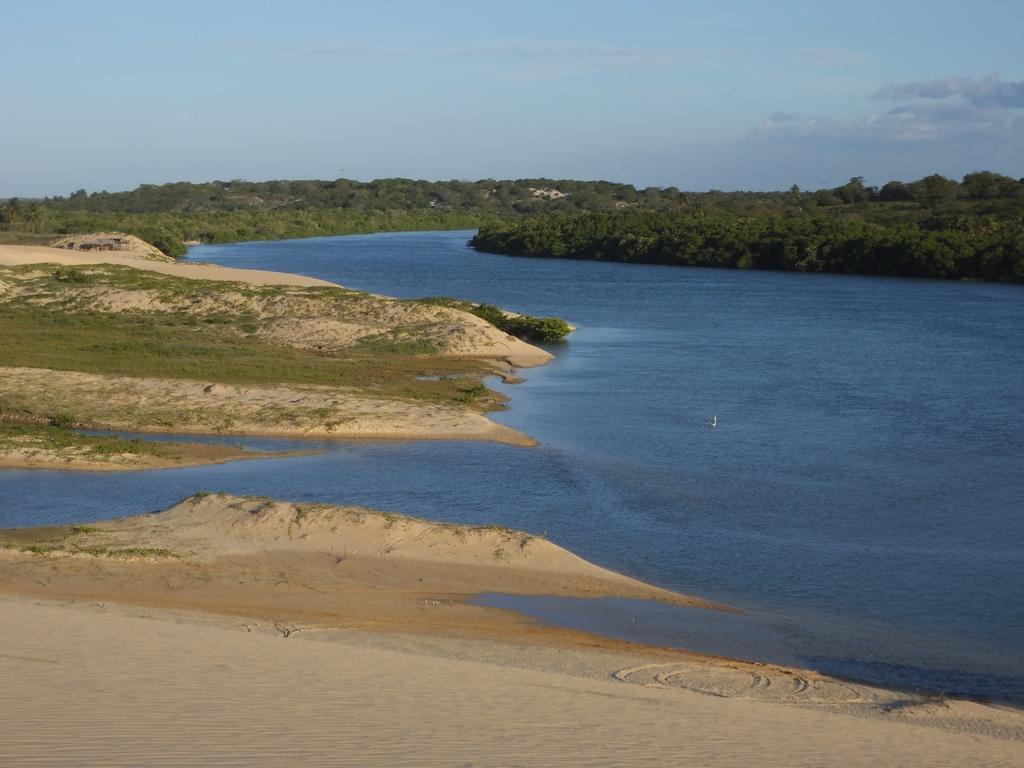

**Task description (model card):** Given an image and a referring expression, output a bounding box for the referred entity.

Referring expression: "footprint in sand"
[612,664,910,707]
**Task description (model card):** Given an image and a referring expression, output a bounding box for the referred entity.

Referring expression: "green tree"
[833,177,873,204]
[877,181,912,201]
[2,197,22,227]
[909,174,960,202]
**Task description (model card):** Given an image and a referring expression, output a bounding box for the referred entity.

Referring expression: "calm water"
[2,230,1022,702]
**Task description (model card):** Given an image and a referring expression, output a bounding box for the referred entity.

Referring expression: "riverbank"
[0,243,553,367]
[0,493,711,613]
[0,437,292,472]
[0,242,337,286]
[1,494,1022,766]
[0,367,538,448]
[0,243,556,468]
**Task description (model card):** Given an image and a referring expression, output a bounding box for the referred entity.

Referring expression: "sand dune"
[2,602,1024,768]
[0,244,554,368]
[0,242,337,287]
[2,599,1022,767]
[0,245,556,459]
[0,493,707,613]
[1,493,1023,767]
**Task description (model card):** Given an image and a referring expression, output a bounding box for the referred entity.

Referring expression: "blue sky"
[2,0,1022,196]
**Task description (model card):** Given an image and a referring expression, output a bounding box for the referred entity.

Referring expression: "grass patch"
[456,382,490,403]
[0,263,513,434]
[0,302,493,407]
[0,420,273,467]
[78,546,176,559]
[0,523,177,559]
[52,266,92,284]
[0,420,148,458]
[0,524,93,553]
[356,330,441,355]
[0,232,58,246]
[6,262,358,302]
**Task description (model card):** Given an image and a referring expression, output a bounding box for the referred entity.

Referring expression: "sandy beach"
[1,494,1022,767]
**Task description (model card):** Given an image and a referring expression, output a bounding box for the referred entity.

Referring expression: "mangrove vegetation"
[469,173,1024,282]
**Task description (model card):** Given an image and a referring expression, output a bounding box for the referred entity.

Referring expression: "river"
[2,230,1022,702]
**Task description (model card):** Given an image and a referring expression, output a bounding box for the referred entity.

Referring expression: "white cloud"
[872,74,1024,109]
[627,75,1024,191]
[753,75,1024,146]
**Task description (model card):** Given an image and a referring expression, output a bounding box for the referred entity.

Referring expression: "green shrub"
[503,315,572,342]
[456,382,490,403]
[53,266,91,284]
[414,298,571,343]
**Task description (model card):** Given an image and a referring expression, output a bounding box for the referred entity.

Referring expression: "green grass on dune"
[0,515,177,558]
[7,262,364,303]
[0,419,278,467]
[0,263,513,418]
[0,302,495,406]
[0,420,149,459]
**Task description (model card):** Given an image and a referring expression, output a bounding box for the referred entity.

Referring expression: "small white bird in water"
[709,415,718,429]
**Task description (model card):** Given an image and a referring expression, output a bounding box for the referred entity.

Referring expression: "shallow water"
[474,594,1024,702]
[2,230,1022,703]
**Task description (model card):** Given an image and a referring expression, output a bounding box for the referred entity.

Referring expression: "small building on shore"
[49,232,172,262]
[58,235,132,252]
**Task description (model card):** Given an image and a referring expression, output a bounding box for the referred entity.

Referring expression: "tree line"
[2,172,1022,273]
[469,172,1024,283]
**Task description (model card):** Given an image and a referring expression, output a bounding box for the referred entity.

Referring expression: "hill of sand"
[0,246,556,460]
[0,245,554,368]
[1,493,1022,766]
[0,493,700,609]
